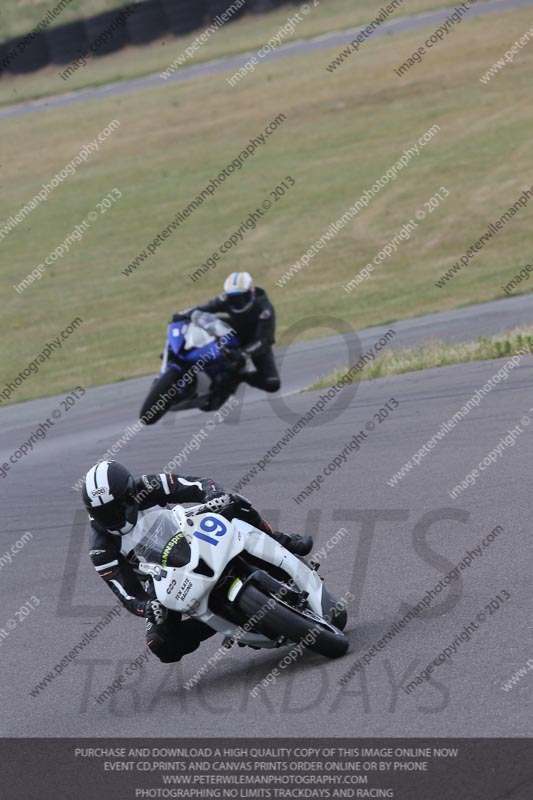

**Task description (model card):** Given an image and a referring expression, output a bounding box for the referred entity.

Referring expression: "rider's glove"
[233,492,252,505]
[144,600,167,625]
[205,488,227,502]
[172,308,197,321]
[209,492,252,514]
[204,493,235,514]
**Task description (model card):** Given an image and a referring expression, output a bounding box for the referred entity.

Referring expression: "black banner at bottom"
[1,738,532,799]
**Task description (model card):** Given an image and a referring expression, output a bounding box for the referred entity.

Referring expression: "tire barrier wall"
[0,0,298,77]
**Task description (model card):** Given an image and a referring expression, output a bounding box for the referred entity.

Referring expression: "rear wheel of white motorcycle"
[139,370,182,425]
[237,584,349,659]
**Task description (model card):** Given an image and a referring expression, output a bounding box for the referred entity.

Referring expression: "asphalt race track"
[1,295,532,737]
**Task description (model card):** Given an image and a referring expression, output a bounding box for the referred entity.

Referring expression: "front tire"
[237,584,349,659]
[140,370,181,425]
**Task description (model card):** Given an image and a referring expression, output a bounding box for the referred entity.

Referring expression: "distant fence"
[0,0,298,77]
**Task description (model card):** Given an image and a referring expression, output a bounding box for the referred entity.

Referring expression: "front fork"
[160,345,169,373]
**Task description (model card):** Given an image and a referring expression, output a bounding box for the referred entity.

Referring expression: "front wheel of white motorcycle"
[237,584,349,659]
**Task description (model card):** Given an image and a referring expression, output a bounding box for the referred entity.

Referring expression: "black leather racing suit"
[195,286,280,393]
[89,473,275,663]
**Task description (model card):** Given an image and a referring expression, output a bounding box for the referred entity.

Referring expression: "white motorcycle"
[133,495,349,659]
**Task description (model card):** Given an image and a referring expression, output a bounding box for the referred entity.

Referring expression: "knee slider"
[265,377,281,392]
[147,636,183,663]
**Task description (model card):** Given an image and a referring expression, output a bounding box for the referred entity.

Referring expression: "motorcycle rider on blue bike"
[82,461,313,664]
[175,272,280,411]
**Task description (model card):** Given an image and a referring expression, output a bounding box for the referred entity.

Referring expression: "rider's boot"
[265,528,313,557]
[199,385,232,412]
[230,494,314,556]
[199,392,226,412]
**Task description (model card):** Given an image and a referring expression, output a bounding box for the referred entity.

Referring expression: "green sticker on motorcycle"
[161,531,186,567]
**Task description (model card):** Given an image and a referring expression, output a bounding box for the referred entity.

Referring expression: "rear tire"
[237,584,349,659]
[140,370,181,425]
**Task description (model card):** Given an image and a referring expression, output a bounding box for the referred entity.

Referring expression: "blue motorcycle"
[140,311,243,425]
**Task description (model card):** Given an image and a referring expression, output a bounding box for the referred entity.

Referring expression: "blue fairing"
[167,321,188,356]
[162,321,239,377]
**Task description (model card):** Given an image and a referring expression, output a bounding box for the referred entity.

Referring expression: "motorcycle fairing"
[134,506,326,647]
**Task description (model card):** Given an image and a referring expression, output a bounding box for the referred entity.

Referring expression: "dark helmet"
[223,271,255,313]
[82,461,139,533]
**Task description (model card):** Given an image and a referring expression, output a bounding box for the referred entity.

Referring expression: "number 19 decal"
[193,516,228,546]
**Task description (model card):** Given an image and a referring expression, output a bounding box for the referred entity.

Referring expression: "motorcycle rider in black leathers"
[175,272,280,410]
[83,461,312,663]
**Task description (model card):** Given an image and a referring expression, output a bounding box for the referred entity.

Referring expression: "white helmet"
[223,272,255,313]
[82,461,138,534]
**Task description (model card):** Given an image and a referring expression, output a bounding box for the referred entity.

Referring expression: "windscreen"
[133,509,191,568]
[192,310,234,339]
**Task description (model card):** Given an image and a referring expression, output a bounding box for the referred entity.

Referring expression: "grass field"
[308,329,533,389]
[0,0,490,105]
[1,3,533,405]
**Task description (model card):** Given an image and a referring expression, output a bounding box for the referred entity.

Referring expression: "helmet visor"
[228,290,253,312]
[91,496,138,531]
